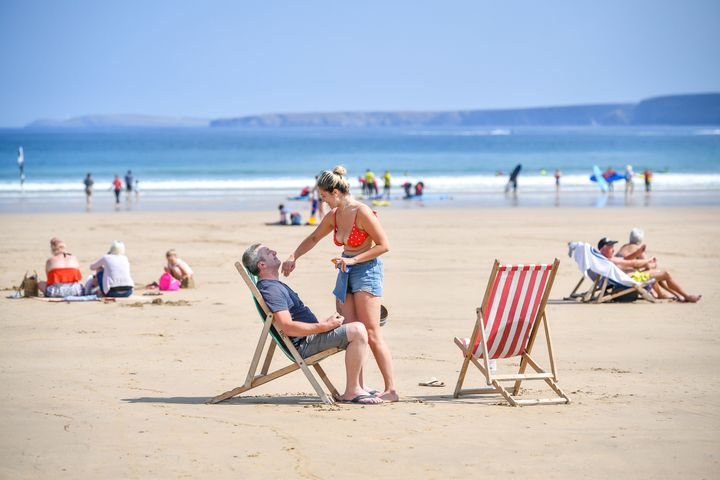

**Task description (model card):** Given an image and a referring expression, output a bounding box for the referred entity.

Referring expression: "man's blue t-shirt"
[257,279,318,348]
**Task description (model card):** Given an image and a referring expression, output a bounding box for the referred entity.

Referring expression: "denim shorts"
[298,324,349,358]
[332,254,384,303]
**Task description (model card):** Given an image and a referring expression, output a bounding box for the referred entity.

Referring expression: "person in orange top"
[112,175,123,204]
[38,237,84,297]
[282,165,398,402]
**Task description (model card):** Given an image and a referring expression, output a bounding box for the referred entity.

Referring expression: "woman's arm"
[89,256,104,271]
[281,211,334,276]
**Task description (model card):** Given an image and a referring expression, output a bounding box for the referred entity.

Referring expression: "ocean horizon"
[2,125,719,212]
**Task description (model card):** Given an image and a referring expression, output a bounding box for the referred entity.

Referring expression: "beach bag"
[158,272,181,291]
[19,271,39,297]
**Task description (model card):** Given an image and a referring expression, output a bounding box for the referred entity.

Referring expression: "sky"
[0,0,719,127]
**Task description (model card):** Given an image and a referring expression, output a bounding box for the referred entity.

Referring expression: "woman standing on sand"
[282,165,398,402]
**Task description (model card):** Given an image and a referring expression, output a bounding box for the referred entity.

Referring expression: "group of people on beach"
[597,228,701,302]
[37,237,194,299]
[83,170,138,207]
[358,168,392,199]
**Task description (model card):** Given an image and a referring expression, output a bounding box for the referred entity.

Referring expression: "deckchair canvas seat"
[453,260,570,407]
[208,262,344,405]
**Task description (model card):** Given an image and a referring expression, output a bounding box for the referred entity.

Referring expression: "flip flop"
[336,394,383,405]
[418,377,445,387]
[366,389,379,396]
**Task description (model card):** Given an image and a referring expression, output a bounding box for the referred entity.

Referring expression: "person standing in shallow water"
[84,173,94,207]
[112,175,122,204]
[554,169,561,191]
[282,165,399,402]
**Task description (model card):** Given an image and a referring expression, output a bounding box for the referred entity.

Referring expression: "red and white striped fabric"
[464,264,553,359]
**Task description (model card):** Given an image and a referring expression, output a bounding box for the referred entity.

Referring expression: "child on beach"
[164,249,195,288]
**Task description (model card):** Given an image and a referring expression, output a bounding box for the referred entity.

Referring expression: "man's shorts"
[630,271,651,283]
[298,324,349,358]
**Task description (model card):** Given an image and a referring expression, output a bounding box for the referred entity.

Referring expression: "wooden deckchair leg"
[595,277,610,303]
[453,355,473,398]
[567,277,585,299]
[261,341,276,375]
[512,310,545,396]
[454,313,483,398]
[313,364,340,399]
[244,314,275,387]
[280,336,334,404]
[543,313,558,380]
[583,276,600,302]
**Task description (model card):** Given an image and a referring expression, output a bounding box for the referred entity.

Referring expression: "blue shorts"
[332,255,384,304]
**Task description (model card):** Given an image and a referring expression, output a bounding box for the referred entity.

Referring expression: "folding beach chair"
[565,242,655,304]
[208,262,344,405]
[453,259,570,406]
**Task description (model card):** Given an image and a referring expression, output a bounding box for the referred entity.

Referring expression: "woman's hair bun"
[333,165,347,177]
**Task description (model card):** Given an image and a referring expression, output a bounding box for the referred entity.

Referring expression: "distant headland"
[26,93,720,129]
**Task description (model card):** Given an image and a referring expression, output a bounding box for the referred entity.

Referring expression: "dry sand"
[0,207,718,479]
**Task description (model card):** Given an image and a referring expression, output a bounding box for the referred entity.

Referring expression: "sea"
[1,126,719,212]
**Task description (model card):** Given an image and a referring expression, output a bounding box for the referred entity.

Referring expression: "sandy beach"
[0,207,718,479]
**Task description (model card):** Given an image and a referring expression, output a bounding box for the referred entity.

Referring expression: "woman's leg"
[352,291,398,401]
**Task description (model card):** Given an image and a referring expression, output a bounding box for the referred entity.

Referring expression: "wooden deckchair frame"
[208,262,344,405]
[566,273,656,304]
[453,259,570,406]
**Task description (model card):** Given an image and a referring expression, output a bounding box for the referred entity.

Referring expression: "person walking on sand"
[83,173,94,206]
[282,165,398,402]
[112,175,123,204]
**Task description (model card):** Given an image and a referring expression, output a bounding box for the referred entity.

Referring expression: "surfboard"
[591,165,609,193]
[371,200,391,207]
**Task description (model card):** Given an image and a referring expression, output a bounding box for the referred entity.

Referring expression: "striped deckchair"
[453,259,570,406]
[207,262,343,405]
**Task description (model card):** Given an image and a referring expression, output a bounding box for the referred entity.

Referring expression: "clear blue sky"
[1,0,719,127]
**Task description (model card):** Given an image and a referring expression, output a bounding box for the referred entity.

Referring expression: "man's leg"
[651,270,701,303]
[340,323,375,400]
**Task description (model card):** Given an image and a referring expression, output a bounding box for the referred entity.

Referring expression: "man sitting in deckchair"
[598,237,701,303]
[242,243,382,404]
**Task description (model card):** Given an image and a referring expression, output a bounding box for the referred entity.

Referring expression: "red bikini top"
[333,209,377,248]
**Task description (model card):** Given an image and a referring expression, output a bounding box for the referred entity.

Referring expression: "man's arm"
[610,255,654,271]
[272,310,342,337]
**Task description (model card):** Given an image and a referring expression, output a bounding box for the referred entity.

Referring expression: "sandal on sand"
[418,377,445,387]
[336,394,383,405]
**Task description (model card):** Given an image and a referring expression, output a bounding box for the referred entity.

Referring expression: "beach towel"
[568,242,637,287]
